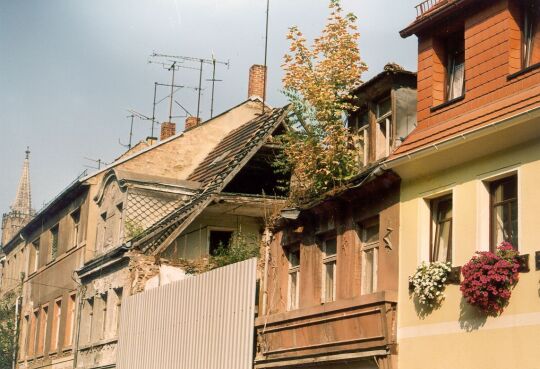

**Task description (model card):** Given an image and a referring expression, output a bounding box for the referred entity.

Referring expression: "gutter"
[400,0,468,38]
[383,106,540,170]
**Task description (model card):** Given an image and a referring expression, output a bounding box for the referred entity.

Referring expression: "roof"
[390,84,540,159]
[130,106,290,255]
[114,169,201,189]
[400,0,471,38]
[351,64,416,95]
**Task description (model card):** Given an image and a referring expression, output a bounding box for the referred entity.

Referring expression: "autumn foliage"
[276,0,367,203]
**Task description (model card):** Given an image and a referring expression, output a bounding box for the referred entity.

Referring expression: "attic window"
[209,230,233,255]
[522,0,539,68]
[349,109,369,166]
[445,31,465,101]
[375,97,392,159]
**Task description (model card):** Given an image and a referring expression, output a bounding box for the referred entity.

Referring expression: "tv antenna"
[119,113,136,150]
[84,157,109,170]
[150,52,230,120]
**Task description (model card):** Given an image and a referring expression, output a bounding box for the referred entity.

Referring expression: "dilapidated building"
[254,67,416,369]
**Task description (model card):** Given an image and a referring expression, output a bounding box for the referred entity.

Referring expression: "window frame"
[375,97,392,159]
[36,304,49,357]
[430,195,453,263]
[208,227,235,256]
[320,236,337,303]
[286,244,301,311]
[49,297,62,353]
[70,208,81,250]
[63,292,76,348]
[444,30,466,101]
[49,225,59,262]
[359,217,379,295]
[489,175,518,252]
[522,0,539,68]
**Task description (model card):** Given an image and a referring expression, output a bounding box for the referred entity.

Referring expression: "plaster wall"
[397,138,540,369]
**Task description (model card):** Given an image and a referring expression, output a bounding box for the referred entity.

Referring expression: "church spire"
[1,148,34,245]
[11,147,33,215]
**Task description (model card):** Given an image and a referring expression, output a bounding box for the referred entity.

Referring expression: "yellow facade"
[393,117,540,369]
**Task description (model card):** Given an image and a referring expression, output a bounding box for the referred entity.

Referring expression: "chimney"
[248,64,267,99]
[160,122,176,140]
[185,116,201,130]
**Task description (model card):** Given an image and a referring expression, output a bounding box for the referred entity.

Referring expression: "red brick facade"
[248,64,267,99]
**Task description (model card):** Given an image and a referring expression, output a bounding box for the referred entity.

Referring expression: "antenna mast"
[262,0,270,114]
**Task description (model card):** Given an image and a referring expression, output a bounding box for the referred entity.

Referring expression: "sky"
[0,0,419,215]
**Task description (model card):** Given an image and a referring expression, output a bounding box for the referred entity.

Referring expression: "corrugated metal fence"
[116,258,257,369]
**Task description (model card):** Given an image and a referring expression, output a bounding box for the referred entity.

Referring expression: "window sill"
[507,62,540,80]
[430,95,465,112]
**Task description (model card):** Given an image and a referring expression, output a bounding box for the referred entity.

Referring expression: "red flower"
[460,243,520,316]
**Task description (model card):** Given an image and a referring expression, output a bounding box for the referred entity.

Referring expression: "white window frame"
[286,245,300,311]
[321,237,337,303]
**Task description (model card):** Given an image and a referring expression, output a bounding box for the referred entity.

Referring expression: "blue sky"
[0,0,418,215]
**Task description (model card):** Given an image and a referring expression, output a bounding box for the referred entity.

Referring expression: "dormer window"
[349,109,369,166]
[375,97,392,159]
[445,31,465,101]
[522,0,539,68]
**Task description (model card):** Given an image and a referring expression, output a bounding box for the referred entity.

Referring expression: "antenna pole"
[262,0,270,114]
[128,114,134,149]
[169,62,176,122]
[210,58,216,118]
[196,59,203,120]
[151,82,157,138]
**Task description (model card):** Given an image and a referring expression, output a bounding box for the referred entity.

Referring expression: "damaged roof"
[130,106,290,255]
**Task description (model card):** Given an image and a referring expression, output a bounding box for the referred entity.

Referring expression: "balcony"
[415,0,446,18]
[254,291,397,368]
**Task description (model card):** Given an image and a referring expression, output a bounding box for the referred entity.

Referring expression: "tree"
[276,0,367,203]
[0,291,18,369]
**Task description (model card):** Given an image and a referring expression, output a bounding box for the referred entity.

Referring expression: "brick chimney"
[185,116,201,130]
[248,64,267,99]
[160,122,176,140]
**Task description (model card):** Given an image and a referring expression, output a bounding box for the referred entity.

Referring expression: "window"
[116,203,124,245]
[286,245,300,311]
[19,314,29,360]
[350,109,370,166]
[430,196,453,263]
[375,97,392,159]
[113,288,123,334]
[445,31,465,100]
[98,212,108,251]
[50,298,62,352]
[522,0,539,68]
[63,293,76,347]
[208,230,233,256]
[360,218,379,295]
[70,208,81,248]
[50,225,59,261]
[490,176,518,251]
[83,297,95,344]
[27,309,38,357]
[321,237,337,303]
[37,304,48,356]
[100,293,108,340]
[29,238,40,273]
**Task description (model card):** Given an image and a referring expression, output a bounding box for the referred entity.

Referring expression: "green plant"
[125,218,145,239]
[0,291,18,368]
[211,231,260,268]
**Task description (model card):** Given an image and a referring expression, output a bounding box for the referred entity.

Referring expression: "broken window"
[208,230,233,256]
[430,196,453,263]
[321,237,337,303]
[349,109,370,166]
[360,217,379,295]
[376,97,392,159]
[287,245,300,311]
[445,31,465,101]
[522,0,540,68]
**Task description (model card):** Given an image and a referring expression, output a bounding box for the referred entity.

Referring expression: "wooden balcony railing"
[254,291,397,368]
[415,0,443,17]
